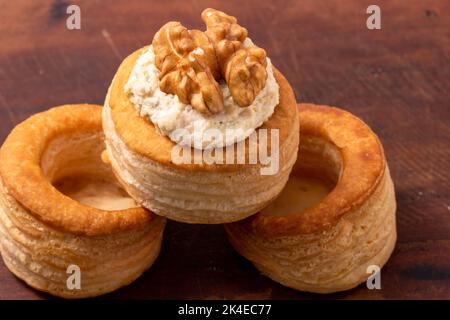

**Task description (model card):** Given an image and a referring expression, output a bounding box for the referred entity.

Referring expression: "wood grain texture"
[0,0,449,299]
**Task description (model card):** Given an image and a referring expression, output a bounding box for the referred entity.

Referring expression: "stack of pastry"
[0,8,396,298]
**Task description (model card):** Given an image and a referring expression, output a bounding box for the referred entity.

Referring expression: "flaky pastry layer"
[103,102,299,223]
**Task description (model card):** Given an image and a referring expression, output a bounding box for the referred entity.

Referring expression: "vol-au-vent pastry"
[0,104,166,299]
[103,8,299,224]
[225,104,397,293]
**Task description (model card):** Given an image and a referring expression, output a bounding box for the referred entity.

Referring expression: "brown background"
[0,0,449,299]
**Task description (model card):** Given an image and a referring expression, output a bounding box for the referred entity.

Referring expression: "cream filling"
[124,43,279,149]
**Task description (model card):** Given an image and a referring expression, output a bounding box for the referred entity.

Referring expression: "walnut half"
[202,8,267,108]
[152,21,224,114]
[151,9,268,114]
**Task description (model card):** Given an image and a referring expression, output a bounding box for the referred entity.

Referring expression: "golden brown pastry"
[102,9,299,224]
[225,104,397,293]
[0,104,166,299]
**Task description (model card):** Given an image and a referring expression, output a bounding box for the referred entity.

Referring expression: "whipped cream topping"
[124,43,279,149]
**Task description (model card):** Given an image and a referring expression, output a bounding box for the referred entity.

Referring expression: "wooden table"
[0,0,449,300]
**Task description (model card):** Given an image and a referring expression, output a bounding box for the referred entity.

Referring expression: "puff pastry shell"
[0,104,166,298]
[225,104,397,293]
[103,48,299,224]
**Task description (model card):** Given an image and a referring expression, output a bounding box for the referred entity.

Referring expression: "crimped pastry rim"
[107,46,298,172]
[235,103,386,237]
[0,104,154,236]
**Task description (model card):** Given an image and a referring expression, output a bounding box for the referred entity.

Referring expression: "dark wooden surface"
[0,0,449,300]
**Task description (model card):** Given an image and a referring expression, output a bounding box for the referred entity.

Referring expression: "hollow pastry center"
[260,175,332,216]
[261,135,342,216]
[40,132,137,211]
[54,176,137,211]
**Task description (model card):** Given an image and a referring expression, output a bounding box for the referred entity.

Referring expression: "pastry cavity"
[54,177,137,211]
[125,45,279,149]
[39,129,138,212]
[261,135,342,217]
[260,175,333,216]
